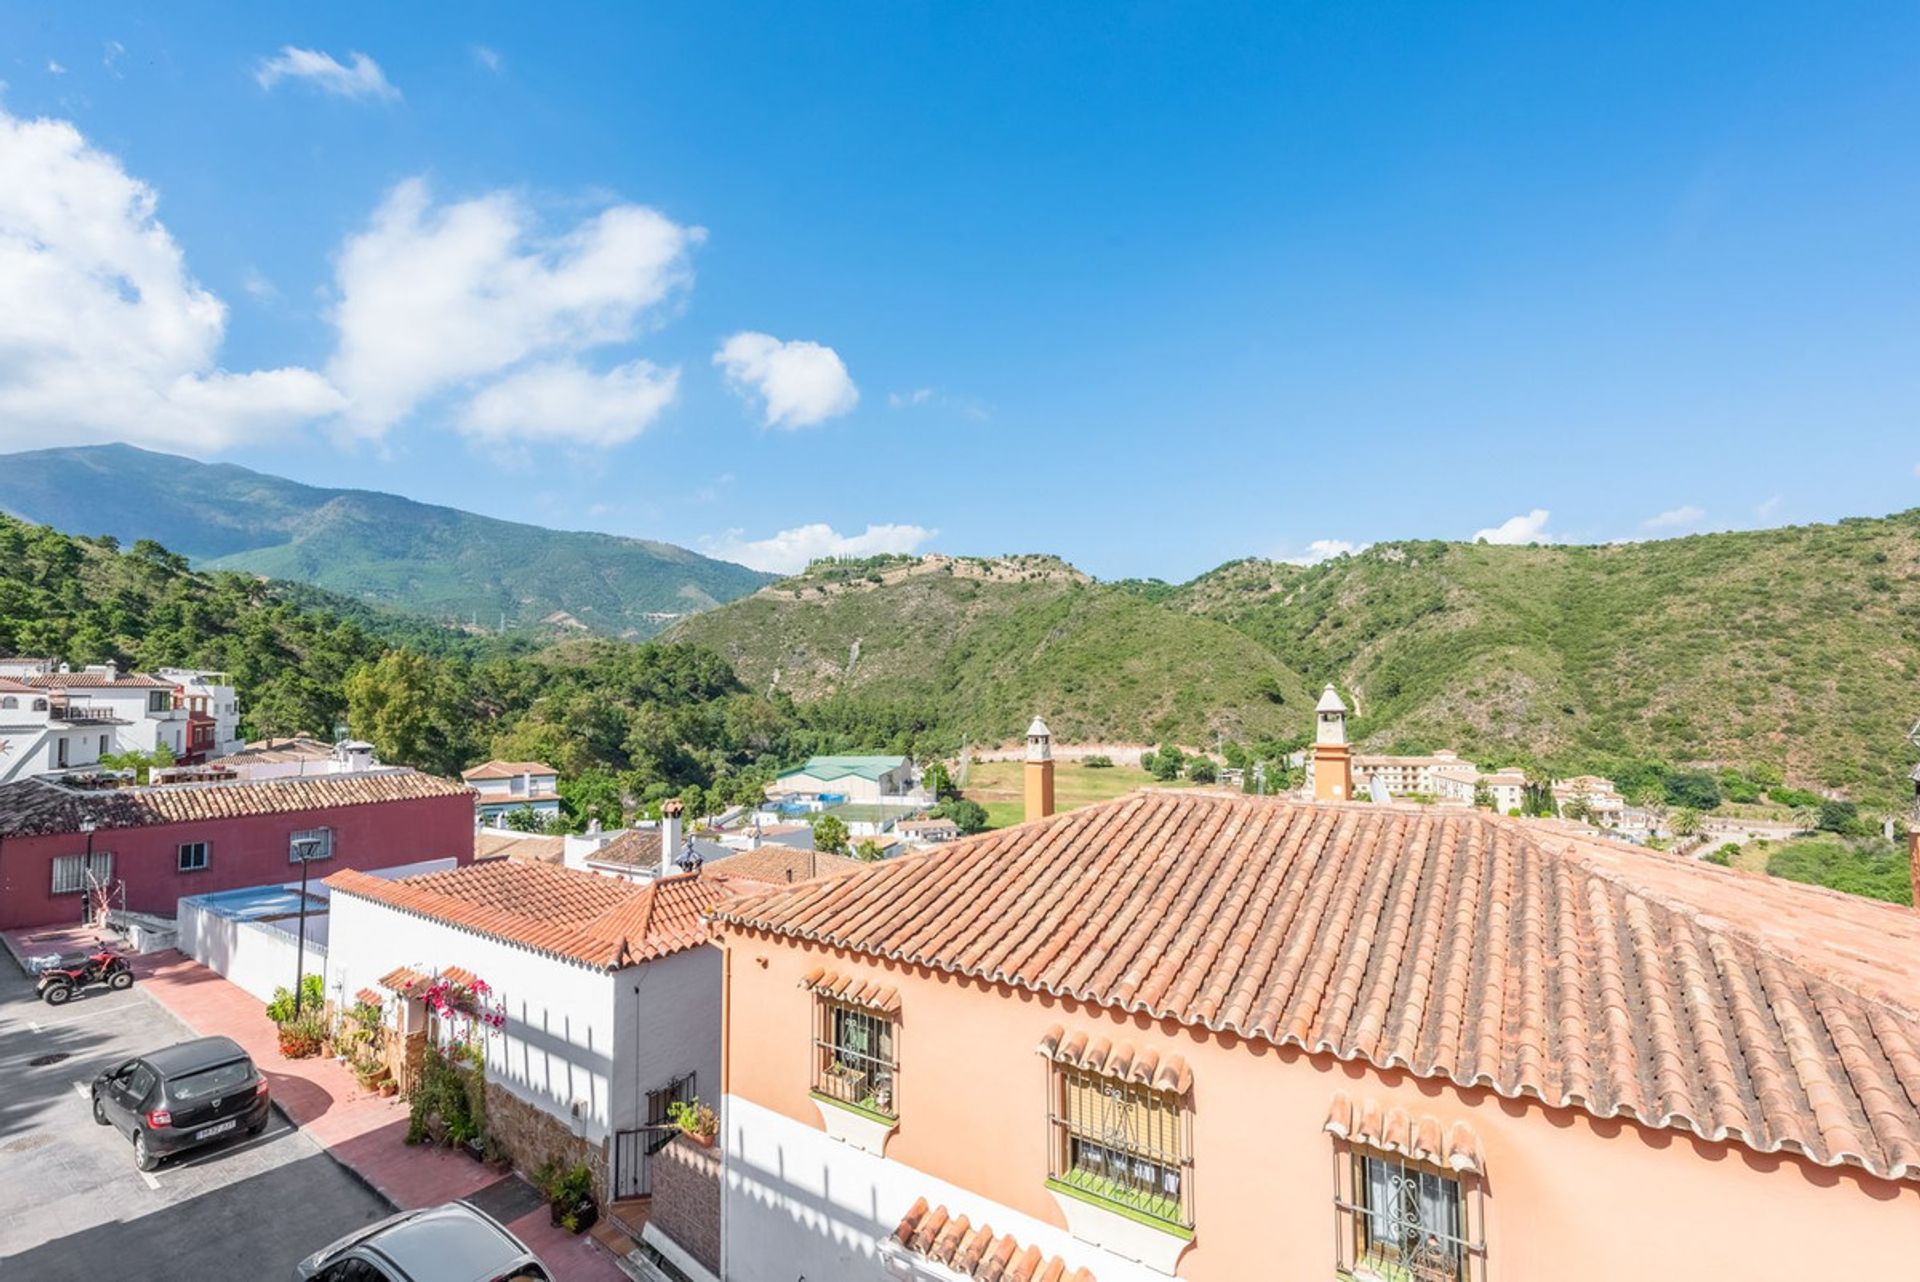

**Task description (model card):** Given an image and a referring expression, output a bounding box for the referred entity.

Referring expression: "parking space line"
[138,1167,159,1191]
[70,1080,90,1101]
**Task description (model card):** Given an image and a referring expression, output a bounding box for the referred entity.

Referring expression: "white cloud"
[327,177,701,440]
[254,47,400,102]
[472,45,503,72]
[714,332,858,428]
[1643,504,1706,531]
[47,60,67,75]
[1757,494,1783,520]
[240,266,278,301]
[706,522,933,574]
[462,359,678,447]
[1473,509,1554,545]
[1281,539,1365,567]
[888,387,933,409]
[102,41,125,77]
[0,108,342,454]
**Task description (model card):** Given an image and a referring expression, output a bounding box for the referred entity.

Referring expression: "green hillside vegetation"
[669,555,1311,747]
[0,515,958,823]
[0,444,770,637]
[1175,512,1920,804]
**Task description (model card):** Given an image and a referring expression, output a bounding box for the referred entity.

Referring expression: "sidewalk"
[131,949,628,1282]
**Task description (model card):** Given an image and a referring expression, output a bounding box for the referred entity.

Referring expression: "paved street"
[0,957,390,1281]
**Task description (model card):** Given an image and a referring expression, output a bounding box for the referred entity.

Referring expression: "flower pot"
[378,1081,399,1098]
[550,1197,597,1233]
[683,1130,716,1149]
[461,1136,486,1162]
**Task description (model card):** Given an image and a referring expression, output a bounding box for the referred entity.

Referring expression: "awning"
[1325,1091,1483,1175]
[1035,1024,1192,1095]
[798,965,902,1014]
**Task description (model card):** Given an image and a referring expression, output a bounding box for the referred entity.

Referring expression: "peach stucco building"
[710,792,1920,1282]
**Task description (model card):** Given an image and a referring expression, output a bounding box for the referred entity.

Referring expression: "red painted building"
[0,770,475,930]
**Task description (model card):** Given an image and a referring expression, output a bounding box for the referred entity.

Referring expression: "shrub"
[266,974,326,1026]
[1186,759,1217,784]
[667,1097,718,1138]
[1081,755,1114,769]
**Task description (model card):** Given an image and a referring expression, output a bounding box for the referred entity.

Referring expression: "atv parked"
[37,948,134,1005]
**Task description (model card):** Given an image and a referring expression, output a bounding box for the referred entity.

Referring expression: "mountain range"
[0,445,771,637]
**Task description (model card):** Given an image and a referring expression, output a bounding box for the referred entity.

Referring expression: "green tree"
[501,805,545,832]
[557,769,625,833]
[99,745,177,783]
[922,760,953,799]
[854,838,885,862]
[1670,806,1703,838]
[932,797,990,835]
[1186,758,1217,784]
[811,813,850,854]
[345,650,472,774]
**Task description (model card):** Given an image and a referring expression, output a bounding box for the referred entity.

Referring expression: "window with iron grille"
[51,851,114,896]
[811,1000,897,1119]
[177,841,210,872]
[1334,1149,1485,1282]
[1047,1064,1192,1228]
[289,827,334,862]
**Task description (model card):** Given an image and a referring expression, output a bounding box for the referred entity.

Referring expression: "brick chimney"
[1024,717,1055,822]
[660,800,683,879]
[1311,685,1354,802]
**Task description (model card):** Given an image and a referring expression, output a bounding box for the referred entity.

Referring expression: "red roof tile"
[1325,1092,1483,1175]
[0,770,472,838]
[461,759,558,780]
[1036,1024,1190,1094]
[798,966,901,1013]
[715,792,1920,1184]
[27,671,175,689]
[355,987,385,1007]
[892,1197,1091,1282]
[716,845,865,883]
[378,965,428,992]
[328,860,775,971]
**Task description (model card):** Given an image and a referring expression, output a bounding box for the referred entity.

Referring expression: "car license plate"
[195,1119,238,1140]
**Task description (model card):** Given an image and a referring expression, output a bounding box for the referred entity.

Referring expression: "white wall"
[609,944,724,1133]
[325,891,621,1139]
[722,1096,1161,1282]
[179,901,327,1003]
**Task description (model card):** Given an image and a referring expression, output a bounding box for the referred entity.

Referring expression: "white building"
[323,857,774,1200]
[1552,774,1627,827]
[209,737,381,780]
[20,663,240,763]
[0,676,117,783]
[769,755,917,804]
[1430,762,1528,814]
[461,760,563,826]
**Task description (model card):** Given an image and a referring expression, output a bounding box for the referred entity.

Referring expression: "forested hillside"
[668,554,1312,747]
[0,444,771,636]
[1175,511,1920,802]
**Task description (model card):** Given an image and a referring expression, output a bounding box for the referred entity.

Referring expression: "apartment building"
[710,792,1920,1281]
[9,662,242,764]
[462,760,563,826]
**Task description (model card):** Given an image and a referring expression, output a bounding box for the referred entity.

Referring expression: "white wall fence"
[178,900,327,1004]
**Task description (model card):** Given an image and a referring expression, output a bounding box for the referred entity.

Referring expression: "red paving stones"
[130,950,627,1282]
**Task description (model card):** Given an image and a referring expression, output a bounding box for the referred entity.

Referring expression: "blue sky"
[2,4,1917,579]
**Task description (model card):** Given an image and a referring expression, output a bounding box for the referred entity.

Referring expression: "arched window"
[0,696,15,709]
[32,698,48,712]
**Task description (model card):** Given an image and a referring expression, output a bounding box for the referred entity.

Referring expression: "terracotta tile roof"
[798,966,902,1013]
[1036,1025,1191,1094]
[355,987,385,1007]
[891,1197,1092,1282]
[327,860,775,971]
[0,770,473,838]
[1326,1092,1483,1175]
[211,737,336,765]
[474,831,566,864]
[440,965,480,988]
[586,829,662,868]
[461,759,558,780]
[475,792,561,805]
[0,677,35,693]
[714,845,864,884]
[378,965,428,992]
[27,671,175,689]
[715,792,1920,1183]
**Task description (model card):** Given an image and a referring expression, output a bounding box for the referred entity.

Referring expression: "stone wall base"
[484,1079,608,1201]
[651,1132,722,1275]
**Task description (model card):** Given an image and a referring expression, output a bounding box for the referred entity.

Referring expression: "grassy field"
[960,759,1194,829]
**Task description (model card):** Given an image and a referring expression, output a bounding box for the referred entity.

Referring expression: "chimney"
[1311,685,1354,802]
[660,801,683,879]
[1024,716,1055,822]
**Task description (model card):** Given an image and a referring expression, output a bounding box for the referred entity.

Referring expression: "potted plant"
[667,1097,719,1148]
[536,1158,598,1233]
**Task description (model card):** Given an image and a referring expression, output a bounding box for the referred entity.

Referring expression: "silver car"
[294,1201,550,1282]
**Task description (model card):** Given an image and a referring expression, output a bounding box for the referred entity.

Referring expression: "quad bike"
[36,948,134,1005]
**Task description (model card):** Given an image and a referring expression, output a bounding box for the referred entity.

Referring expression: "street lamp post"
[290,836,323,1017]
[78,819,97,926]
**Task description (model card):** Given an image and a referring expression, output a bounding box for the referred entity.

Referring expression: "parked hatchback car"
[91,1034,271,1171]
[294,1201,550,1281]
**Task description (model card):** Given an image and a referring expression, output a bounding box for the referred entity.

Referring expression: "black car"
[91,1035,272,1171]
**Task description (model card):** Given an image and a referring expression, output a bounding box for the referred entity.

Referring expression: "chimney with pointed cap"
[1024,716,1055,822]
[1311,684,1354,802]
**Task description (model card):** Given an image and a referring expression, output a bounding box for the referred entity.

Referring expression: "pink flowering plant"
[419,973,506,1040]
